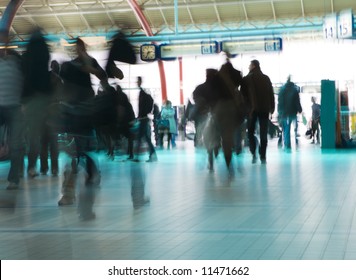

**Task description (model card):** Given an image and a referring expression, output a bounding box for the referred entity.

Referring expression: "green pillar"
[320,80,336,149]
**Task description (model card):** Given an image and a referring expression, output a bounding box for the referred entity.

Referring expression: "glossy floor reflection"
[0,137,356,260]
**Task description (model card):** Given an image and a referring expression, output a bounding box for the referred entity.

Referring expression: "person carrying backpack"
[134,76,157,162]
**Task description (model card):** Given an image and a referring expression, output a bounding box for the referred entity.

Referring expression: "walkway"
[0,137,356,260]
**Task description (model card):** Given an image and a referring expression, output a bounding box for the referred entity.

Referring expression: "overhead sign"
[264,38,283,52]
[221,38,282,54]
[337,9,354,38]
[159,41,218,59]
[201,41,219,54]
[324,10,354,39]
[323,13,338,39]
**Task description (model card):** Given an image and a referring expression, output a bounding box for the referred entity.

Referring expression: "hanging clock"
[140,44,157,61]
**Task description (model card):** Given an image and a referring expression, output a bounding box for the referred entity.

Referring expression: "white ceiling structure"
[1,0,356,47]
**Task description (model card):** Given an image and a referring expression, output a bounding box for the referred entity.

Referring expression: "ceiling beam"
[45,0,67,33]
[8,20,324,47]
[98,0,116,28]
[300,0,305,18]
[331,0,334,14]
[183,0,196,28]
[11,0,298,17]
[127,0,152,36]
[38,23,323,44]
[73,3,92,31]
[242,1,249,21]
[155,0,170,30]
[271,1,276,21]
[11,0,294,9]
[19,6,38,26]
[213,0,222,25]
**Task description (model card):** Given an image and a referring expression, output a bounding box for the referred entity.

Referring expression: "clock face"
[140,44,156,61]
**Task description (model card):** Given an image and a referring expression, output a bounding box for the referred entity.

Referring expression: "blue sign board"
[201,41,219,54]
[264,38,282,52]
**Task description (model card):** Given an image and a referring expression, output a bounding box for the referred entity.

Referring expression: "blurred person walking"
[192,69,217,148]
[39,60,62,176]
[241,59,275,164]
[116,84,135,160]
[193,60,245,174]
[22,29,52,178]
[278,75,302,150]
[152,103,161,147]
[134,76,157,162]
[58,38,107,220]
[0,30,25,190]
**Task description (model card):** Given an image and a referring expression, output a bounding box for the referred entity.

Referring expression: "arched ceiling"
[1,0,356,46]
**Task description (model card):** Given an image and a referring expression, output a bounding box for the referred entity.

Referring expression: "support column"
[321,79,336,149]
[179,57,184,105]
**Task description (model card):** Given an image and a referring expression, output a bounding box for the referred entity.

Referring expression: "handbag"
[157,119,170,130]
[305,128,312,139]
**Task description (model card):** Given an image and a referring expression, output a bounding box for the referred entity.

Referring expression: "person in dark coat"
[134,76,157,162]
[278,75,302,150]
[194,62,244,173]
[152,103,161,147]
[40,60,61,176]
[311,96,321,144]
[0,29,25,190]
[192,68,218,147]
[116,85,135,159]
[58,38,106,221]
[22,29,52,178]
[241,59,275,164]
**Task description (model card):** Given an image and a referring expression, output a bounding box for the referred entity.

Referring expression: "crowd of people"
[0,29,164,219]
[187,58,275,172]
[0,28,324,219]
[186,57,322,172]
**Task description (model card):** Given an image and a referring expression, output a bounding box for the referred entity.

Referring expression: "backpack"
[140,89,154,116]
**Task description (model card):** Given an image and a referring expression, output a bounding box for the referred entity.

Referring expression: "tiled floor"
[1,136,356,260]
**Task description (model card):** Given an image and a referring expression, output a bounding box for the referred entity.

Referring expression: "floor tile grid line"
[341,191,356,259]
[258,207,309,259]
[280,196,331,259]
[314,179,354,259]
[299,191,348,259]
[2,138,356,260]
[301,201,327,259]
